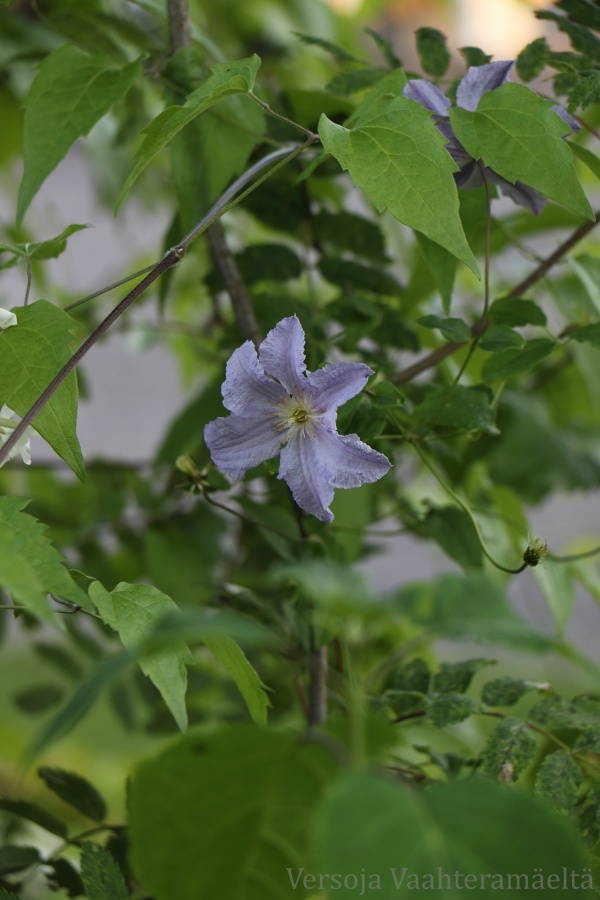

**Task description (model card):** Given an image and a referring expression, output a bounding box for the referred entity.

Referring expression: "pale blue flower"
[204,316,391,522]
[404,60,579,215]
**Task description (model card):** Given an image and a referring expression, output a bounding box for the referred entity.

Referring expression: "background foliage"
[1,0,600,897]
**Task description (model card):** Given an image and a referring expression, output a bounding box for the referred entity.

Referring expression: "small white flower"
[0,307,17,331]
[0,406,32,467]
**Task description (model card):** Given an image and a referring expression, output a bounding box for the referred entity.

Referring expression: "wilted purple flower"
[204,316,391,522]
[403,60,579,215]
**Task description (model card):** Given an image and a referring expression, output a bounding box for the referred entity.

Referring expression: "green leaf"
[449,84,593,220]
[394,658,430,693]
[312,210,388,262]
[412,384,497,433]
[489,296,547,327]
[557,0,600,30]
[365,28,402,68]
[33,641,83,680]
[395,572,557,651]
[572,321,600,346]
[318,257,402,295]
[479,325,526,351]
[0,891,20,900]
[568,141,600,181]
[294,33,362,62]
[535,751,583,814]
[116,55,260,212]
[89,581,193,732]
[416,27,451,76]
[47,858,85,898]
[0,846,40,876]
[0,496,88,626]
[428,692,479,727]
[422,506,483,571]
[482,676,548,707]
[481,338,555,383]
[0,300,84,478]
[418,314,470,343]
[38,767,106,821]
[13,684,65,713]
[80,842,128,900]
[18,46,141,223]
[0,224,88,262]
[517,38,549,81]
[459,47,493,68]
[317,772,594,895]
[414,232,457,312]
[326,68,385,97]
[537,9,600,57]
[433,658,494,694]
[481,717,537,781]
[129,725,338,900]
[202,633,271,726]
[533,560,575,635]
[567,71,600,111]
[0,799,67,838]
[319,101,479,275]
[529,695,600,730]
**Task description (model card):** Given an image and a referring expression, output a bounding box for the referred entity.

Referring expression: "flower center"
[270,392,322,442]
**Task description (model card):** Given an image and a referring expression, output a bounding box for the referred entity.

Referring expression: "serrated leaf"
[567,71,600,111]
[529,695,600,730]
[0,799,67,838]
[80,842,128,900]
[433,658,494,694]
[0,301,84,478]
[412,384,497,433]
[537,9,600,57]
[416,27,451,77]
[535,750,583,813]
[38,767,106,821]
[116,55,260,212]
[0,496,88,626]
[428,692,479,727]
[482,717,537,780]
[386,689,428,716]
[517,38,549,82]
[317,772,593,895]
[479,324,526,351]
[482,677,544,707]
[203,633,271,725]
[18,46,141,223]
[319,101,479,275]
[129,725,338,900]
[488,296,547,327]
[481,338,555,382]
[557,0,600,29]
[0,846,40,876]
[418,314,470,342]
[89,581,193,732]
[450,83,593,220]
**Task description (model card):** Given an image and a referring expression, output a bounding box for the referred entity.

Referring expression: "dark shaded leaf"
[0,799,67,838]
[326,68,385,96]
[481,717,537,781]
[12,684,65,713]
[318,257,402,295]
[535,751,583,814]
[517,38,549,81]
[418,314,470,342]
[459,46,493,67]
[411,384,498,433]
[416,27,451,77]
[80,842,128,900]
[433,658,494,694]
[38,768,106,822]
[0,846,40,876]
[481,339,555,382]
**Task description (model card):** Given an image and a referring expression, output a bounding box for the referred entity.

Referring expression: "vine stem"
[392,209,600,386]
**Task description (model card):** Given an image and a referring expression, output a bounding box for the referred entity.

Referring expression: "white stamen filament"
[269,391,322,441]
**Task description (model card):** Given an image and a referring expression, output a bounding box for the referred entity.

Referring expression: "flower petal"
[307,361,372,426]
[403,80,450,117]
[222,340,287,418]
[279,436,335,522]
[204,415,281,479]
[487,171,548,215]
[258,315,306,395]
[456,60,514,111]
[0,308,17,330]
[312,426,391,489]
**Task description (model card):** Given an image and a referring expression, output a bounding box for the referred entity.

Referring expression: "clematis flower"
[0,405,32,467]
[204,316,391,522]
[0,307,17,330]
[403,60,579,215]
